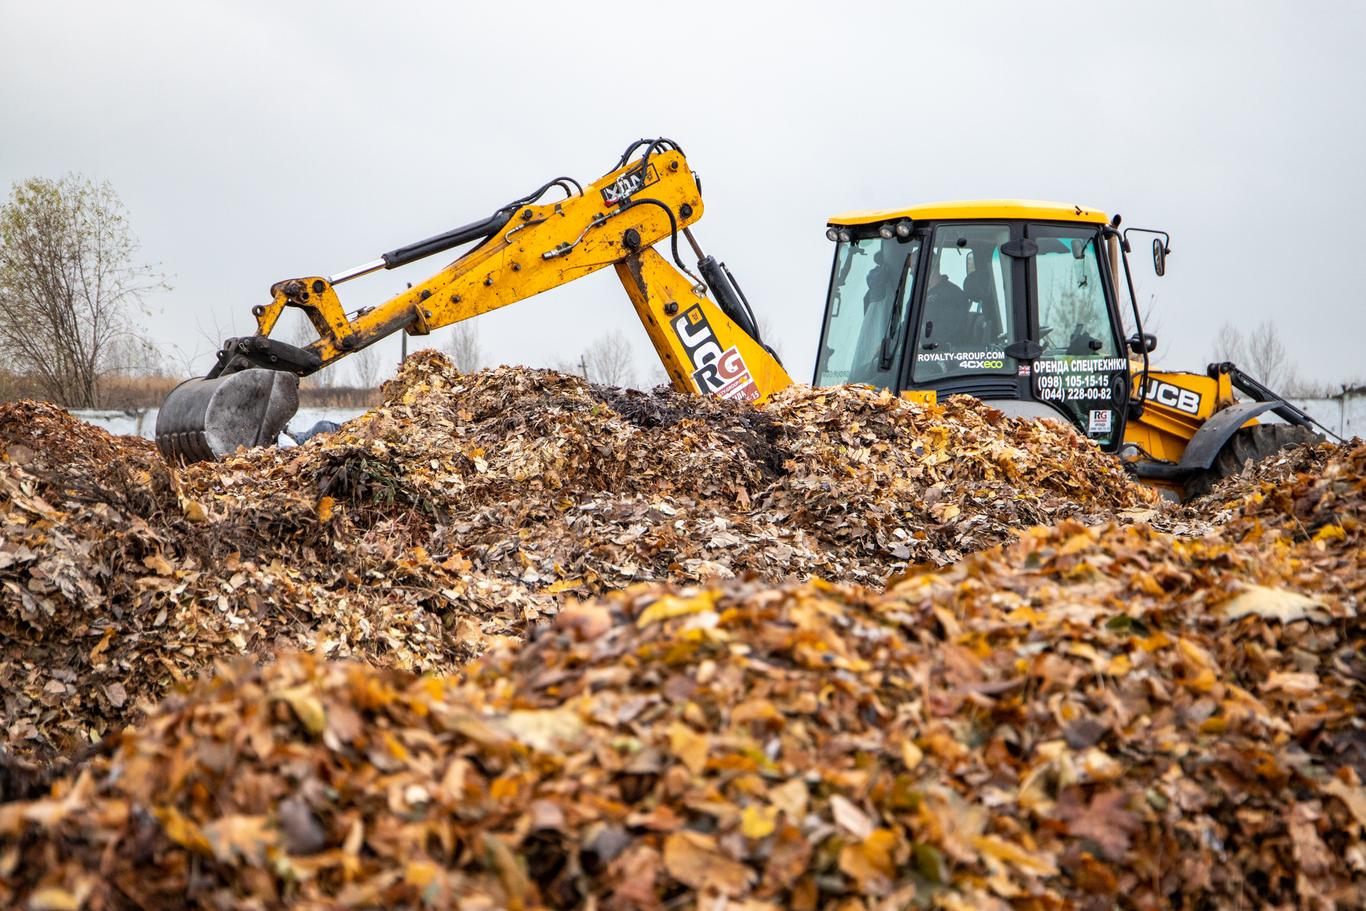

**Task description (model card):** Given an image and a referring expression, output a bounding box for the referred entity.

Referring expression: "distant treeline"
[0,370,380,410]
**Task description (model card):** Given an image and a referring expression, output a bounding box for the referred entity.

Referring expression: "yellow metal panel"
[1123,368,1251,464]
[829,199,1109,227]
[901,389,937,407]
[615,248,791,402]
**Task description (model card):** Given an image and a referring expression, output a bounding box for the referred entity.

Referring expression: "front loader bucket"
[156,368,300,464]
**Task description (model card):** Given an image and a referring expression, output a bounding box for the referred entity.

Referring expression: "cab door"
[1025,223,1130,449]
[901,221,1030,400]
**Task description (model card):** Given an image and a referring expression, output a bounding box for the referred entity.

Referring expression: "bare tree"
[106,334,166,376]
[446,321,484,373]
[1121,293,1162,340]
[1211,319,1299,391]
[0,175,165,406]
[350,343,382,389]
[1211,321,1246,364]
[1243,319,1292,389]
[583,331,635,387]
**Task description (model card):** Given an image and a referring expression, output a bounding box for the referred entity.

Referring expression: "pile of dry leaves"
[0,400,504,763]
[0,353,1151,759]
[2,357,1363,908]
[2,483,1361,908]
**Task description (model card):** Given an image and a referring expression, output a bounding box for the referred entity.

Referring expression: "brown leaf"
[663,831,755,897]
[1057,789,1139,861]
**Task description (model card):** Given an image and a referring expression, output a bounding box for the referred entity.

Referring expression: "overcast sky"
[2,1,1363,389]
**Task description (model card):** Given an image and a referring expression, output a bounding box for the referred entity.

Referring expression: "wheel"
[1184,423,1321,499]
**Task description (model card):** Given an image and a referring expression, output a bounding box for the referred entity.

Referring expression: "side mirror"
[1152,238,1167,276]
[1128,332,1158,354]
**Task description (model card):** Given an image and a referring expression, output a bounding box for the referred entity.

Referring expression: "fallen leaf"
[1222,584,1327,624]
[663,831,755,897]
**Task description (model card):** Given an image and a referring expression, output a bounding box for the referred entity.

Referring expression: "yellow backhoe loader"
[158,139,1332,498]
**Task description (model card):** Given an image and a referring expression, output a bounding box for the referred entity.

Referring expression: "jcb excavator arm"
[157,140,791,462]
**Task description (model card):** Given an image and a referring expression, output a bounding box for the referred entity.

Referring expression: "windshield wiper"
[878,252,916,370]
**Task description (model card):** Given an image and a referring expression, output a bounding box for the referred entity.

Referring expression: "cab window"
[1033,227,1118,357]
[912,224,1015,381]
[815,236,919,388]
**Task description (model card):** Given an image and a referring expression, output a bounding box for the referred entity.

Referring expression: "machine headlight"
[826,227,840,241]
[878,223,895,239]
[895,219,913,238]
[838,228,852,243]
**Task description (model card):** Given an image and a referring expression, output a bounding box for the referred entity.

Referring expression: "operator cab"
[814,201,1133,451]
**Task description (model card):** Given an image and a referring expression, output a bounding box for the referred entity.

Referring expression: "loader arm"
[158,141,791,462]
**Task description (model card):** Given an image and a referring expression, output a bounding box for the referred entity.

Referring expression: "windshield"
[912,223,1015,382]
[815,236,920,388]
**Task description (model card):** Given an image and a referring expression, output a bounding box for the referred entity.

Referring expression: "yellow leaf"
[637,592,714,628]
[1177,638,1216,672]
[1137,631,1171,653]
[1199,716,1228,734]
[28,887,82,911]
[383,732,412,763]
[141,553,174,576]
[742,804,778,840]
[182,499,207,522]
[839,828,898,894]
[541,577,583,594]
[1005,606,1047,626]
[276,685,326,735]
[899,738,924,770]
[972,834,1058,876]
[316,496,335,523]
[155,805,211,855]
[1313,523,1346,543]
[405,859,439,888]
[1058,532,1095,555]
[667,722,710,775]
[731,698,782,725]
[1186,667,1218,693]
[88,627,114,664]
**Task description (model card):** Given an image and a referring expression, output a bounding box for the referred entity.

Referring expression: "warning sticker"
[692,346,760,402]
[1087,409,1113,435]
[672,305,760,402]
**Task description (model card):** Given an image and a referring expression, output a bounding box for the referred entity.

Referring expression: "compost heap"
[0,352,1150,759]
[1,441,1362,910]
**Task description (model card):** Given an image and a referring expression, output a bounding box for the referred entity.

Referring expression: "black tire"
[1184,423,1321,500]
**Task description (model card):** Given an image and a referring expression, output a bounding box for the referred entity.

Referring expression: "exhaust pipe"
[156,369,300,464]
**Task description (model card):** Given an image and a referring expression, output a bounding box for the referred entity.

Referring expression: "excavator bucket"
[156,368,300,464]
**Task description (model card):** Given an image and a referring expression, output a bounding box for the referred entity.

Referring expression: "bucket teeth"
[156,369,300,464]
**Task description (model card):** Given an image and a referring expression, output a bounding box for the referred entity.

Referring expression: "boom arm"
[159,142,791,462]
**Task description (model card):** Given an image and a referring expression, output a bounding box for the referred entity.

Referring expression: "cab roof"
[828,199,1110,227]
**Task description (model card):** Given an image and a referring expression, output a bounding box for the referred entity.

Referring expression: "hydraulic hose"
[617,196,704,288]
